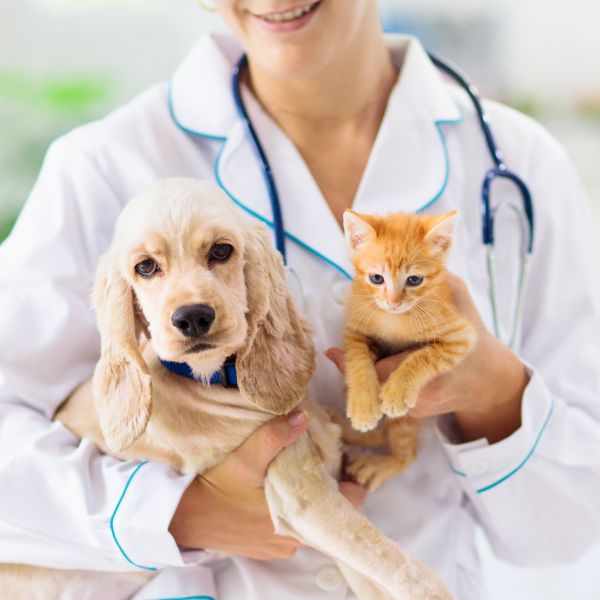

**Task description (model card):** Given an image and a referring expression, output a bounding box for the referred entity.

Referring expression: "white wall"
[380,0,600,107]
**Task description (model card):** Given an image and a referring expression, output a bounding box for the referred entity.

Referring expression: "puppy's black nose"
[171,304,216,338]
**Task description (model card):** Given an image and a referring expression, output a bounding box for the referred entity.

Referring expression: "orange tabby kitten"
[341,209,476,490]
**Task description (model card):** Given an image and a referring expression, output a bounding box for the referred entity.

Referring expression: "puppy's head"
[93,178,315,452]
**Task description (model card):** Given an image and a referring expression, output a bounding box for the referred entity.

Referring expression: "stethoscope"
[231,52,534,349]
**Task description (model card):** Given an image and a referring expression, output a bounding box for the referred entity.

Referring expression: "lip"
[185,342,216,354]
[250,0,323,34]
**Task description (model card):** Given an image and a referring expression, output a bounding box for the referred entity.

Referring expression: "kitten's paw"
[348,402,382,432]
[346,385,382,432]
[347,454,408,491]
[379,380,418,418]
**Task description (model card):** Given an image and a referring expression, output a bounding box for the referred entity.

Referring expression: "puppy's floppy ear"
[236,222,316,415]
[91,251,152,452]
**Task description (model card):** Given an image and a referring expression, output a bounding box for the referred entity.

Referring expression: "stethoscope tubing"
[230,51,535,348]
[231,54,288,264]
[428,51,535,255]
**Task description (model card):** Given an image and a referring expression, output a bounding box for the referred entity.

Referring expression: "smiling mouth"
[252,0,322,23]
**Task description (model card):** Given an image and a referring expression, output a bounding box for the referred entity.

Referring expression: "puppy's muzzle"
[171,304,216,338]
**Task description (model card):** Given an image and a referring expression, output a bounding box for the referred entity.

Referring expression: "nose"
[171,304,216,338]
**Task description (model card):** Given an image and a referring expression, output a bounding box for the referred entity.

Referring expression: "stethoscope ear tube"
[485,195,533,348]
[232,54,288,264]
[230,49,536,349]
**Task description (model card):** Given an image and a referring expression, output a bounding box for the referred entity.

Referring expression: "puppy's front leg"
[264,434,454,600]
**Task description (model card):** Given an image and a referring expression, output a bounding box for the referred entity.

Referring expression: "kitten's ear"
[343,210,377,252]
[424,210,458,254]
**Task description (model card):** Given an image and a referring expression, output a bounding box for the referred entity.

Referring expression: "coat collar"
[169,32,242,140]
[169,33,463,279]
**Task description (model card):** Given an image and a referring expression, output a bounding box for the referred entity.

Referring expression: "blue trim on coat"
[110,461,157,571]
[451,397,555,493]
[167,81,462,282]
[416,116,464,214]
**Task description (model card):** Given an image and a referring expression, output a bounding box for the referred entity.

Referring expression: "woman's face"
[214,0,379,79]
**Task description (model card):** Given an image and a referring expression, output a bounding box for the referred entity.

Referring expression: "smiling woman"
[0,1,600,599]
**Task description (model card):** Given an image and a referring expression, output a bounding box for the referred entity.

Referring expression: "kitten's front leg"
[344,331,382,431]
[380,328,475,417]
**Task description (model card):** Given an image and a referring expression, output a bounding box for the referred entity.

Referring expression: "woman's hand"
[326,274,530,444]
[168,410,367,559]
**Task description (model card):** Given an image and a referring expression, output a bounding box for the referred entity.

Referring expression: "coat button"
[332,280,351,305]
[467,459,490,475]
[315,564,344,591]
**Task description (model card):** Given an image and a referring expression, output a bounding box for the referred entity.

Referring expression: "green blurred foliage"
[0,69,113,242]
[0,214,17,242]
[0,71,109,113]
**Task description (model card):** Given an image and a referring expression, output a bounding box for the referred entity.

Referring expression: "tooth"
[263,2,317,23]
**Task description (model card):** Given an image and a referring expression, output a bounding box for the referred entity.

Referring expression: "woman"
[0,1,599,598]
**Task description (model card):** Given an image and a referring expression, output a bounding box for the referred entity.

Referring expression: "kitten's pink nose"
[385,301,403,310]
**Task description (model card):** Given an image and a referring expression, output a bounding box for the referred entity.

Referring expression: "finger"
[227,410,309,487]
[374,349,412,382]
[253,545,299,561]
[446,272,484,327]
[325,347,345,374]
[251,534,304,561]
[339,481,368,508]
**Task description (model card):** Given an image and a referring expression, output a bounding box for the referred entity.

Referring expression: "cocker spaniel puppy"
[1,179,454,600]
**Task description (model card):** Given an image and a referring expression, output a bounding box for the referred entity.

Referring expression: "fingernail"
[288,410,308,428]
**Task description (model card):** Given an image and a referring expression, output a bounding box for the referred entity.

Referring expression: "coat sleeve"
[0,136,196,571]
[437,127,600,565]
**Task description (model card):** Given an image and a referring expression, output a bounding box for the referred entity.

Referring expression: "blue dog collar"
[160,356,238,388]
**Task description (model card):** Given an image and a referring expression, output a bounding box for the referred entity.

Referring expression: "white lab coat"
[0,33,599,600]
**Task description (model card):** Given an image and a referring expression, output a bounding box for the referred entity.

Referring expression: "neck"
[246,19,396,131]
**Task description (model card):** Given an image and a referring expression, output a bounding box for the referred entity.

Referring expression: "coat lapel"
[353,36,463,216]
[217,87,354,278]
[169,34,463,280]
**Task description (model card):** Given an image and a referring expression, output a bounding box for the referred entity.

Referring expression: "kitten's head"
[343,209,457,315]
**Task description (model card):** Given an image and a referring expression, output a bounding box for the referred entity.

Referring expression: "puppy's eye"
[369,274,384,285]
[406,275,423,286]
[210,243,233,261]
[135,258,160,277]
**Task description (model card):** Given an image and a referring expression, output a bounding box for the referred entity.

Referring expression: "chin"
[183,347,234,380]
[251,32,341,79]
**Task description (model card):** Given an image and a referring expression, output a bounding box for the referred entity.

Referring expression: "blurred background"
[1,0,599,597]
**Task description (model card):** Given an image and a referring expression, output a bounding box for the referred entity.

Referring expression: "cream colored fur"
[0,179,454,600]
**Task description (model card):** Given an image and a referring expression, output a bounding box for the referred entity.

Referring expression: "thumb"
[225,410,309,487]
[325,347,345,374]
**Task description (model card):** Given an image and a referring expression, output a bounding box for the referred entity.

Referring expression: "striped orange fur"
[341,209,476,490]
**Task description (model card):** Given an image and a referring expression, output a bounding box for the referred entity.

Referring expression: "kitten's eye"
[210,243,233,261]
[406,275,424,286]
[369,274,384,285]
[135,258,160,277]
